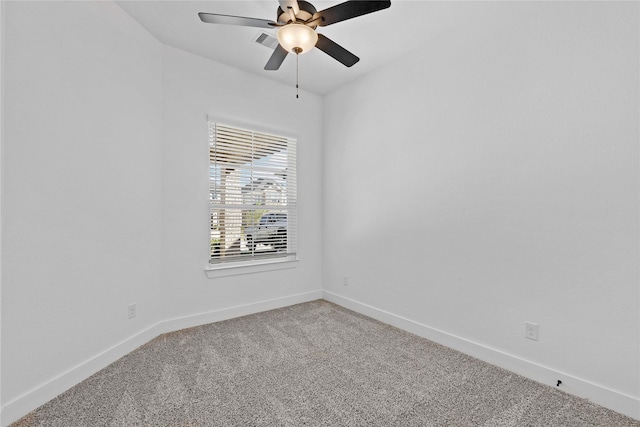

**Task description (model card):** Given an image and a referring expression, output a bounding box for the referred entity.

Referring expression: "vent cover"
[254,32,279,49]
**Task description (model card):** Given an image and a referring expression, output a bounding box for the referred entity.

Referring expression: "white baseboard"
[1,290,323,427]
[156,289,323,335]
[322,290,640,421]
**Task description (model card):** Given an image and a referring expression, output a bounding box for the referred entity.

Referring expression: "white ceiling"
[116,1,531,95]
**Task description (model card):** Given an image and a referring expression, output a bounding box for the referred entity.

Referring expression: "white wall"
[2,2,162,414]
[0,0,5,417]
[160,46,324,323]
[1,2,324,425]
[1,0,164,421]
[323,1,639,418]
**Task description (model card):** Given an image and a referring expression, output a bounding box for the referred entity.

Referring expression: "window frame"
[204,117,299,277]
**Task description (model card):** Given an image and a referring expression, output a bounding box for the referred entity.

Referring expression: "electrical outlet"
[525,322,539,341]
[128,303,137,319]
[343,276,349,286]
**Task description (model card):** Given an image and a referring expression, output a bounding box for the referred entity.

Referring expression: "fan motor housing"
[277,0,317,26]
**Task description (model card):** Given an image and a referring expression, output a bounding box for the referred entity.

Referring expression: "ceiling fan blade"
[315,34,359,67]
[314,1,391,27]
[278,0,300,16]
[264,45,289,70]
[198,12,276,29]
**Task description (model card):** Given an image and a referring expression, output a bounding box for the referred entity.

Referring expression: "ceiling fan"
[198,0,391,71]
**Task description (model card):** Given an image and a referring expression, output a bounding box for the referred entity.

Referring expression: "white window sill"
[205,258,298,278]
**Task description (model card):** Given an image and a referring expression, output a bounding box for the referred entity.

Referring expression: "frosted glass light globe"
[277,24,318,54]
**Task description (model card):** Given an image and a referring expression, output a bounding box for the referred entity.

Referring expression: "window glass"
[208,120,297,266]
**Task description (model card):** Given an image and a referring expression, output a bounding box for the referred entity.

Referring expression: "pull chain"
[293,47,302,99]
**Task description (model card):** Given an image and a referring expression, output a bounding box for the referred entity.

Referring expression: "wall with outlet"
[1,0,164,419]
[323,1,639,418]
[1,2,324,425]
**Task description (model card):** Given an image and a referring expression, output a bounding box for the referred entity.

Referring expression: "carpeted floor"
[12,300,640,426]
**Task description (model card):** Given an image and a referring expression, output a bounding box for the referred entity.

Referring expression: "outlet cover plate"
[128,303,137,319]
[525,322,539,341]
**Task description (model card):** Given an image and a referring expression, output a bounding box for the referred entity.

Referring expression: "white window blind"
[208,120,297,266]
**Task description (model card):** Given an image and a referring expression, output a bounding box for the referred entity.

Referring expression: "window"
[208,120,297,267]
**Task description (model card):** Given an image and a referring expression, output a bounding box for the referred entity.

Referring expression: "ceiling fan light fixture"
[277,23,318,54]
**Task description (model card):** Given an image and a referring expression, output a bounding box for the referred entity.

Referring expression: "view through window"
[208,120,297,265]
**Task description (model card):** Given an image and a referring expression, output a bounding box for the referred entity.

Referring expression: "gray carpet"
[12,300,639,426]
